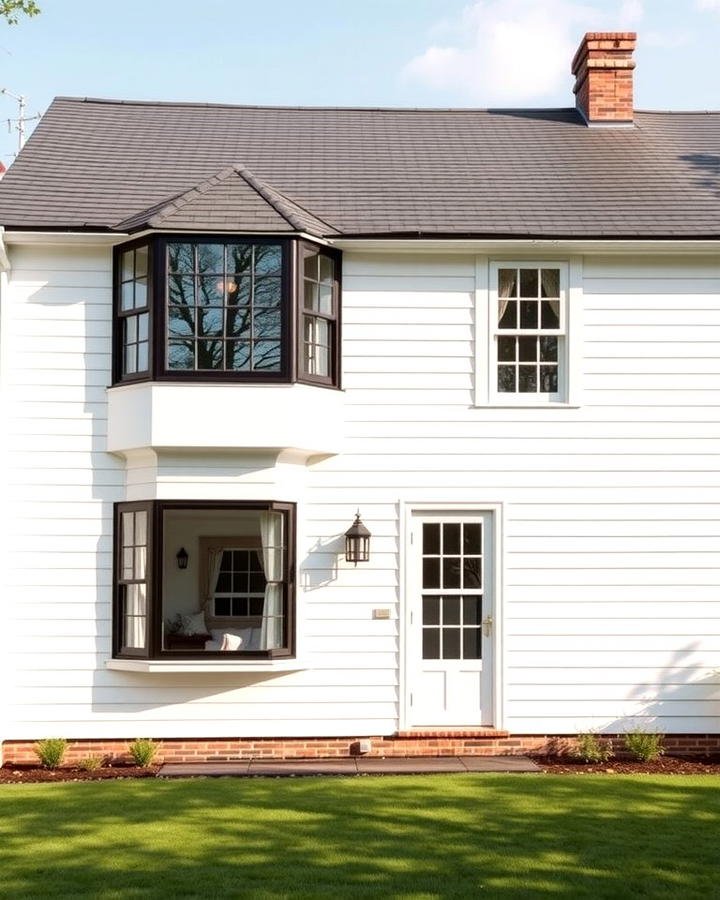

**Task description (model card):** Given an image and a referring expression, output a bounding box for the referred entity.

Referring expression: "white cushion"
[181,611,208,635]
[220,633,243,651]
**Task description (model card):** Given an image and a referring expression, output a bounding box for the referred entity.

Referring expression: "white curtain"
[259,512,284,650]
[205,548,224,612]
[498,270,514,323]
[125,584,146,648]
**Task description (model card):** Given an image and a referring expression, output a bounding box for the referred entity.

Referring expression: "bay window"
[113,501,295,660]
[112,236,340,388]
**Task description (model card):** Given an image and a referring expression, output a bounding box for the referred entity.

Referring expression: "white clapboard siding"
[4,246,720,742]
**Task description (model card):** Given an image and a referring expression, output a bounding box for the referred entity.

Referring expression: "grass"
[1,774,719,899]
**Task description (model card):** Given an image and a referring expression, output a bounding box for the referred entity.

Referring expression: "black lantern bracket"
[344,511,371,566]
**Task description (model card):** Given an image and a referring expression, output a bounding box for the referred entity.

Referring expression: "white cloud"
[402,0,646,104]
[696,0,720,11]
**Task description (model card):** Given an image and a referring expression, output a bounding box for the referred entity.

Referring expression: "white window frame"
[474,257,582,407]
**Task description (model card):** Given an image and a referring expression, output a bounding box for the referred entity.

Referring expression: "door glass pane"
[422,595,440,625]
[422,629,440,660]
[463,628,482,659]
[442,557,461,589]
[463,524,482,554]
[442,628,461,659]
[463,558,482,589]
[443,523,460,554]
[422,557,440,589]
[463,595,482,625]
[422,523,440,555]
[443,596,460,625]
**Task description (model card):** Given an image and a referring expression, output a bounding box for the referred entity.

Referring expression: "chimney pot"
[571,31,637,126]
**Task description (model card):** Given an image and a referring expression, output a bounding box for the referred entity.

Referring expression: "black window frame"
[112,500,296,661]
[112,235,341,389]
[297,241,341,387]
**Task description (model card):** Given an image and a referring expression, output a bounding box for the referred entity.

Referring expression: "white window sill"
[106,658,306,674]
[472,403,581,410]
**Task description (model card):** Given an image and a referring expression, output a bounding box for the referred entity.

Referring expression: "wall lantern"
[176,547,189,570]
[345,511,371,565]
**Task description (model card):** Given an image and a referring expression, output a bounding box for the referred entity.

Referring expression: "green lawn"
[1,774,719,899]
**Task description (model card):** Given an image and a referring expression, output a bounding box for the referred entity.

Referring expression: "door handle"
[482,614,493,637]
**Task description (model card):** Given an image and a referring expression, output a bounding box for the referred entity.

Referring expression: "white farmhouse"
[1,32,719,763]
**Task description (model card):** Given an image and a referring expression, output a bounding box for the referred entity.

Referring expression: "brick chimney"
[571,32,637,125]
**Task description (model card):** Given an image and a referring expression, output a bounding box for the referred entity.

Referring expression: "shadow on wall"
[680,153,720,198]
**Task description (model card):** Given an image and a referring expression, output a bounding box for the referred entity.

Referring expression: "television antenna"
[1,88,40,154]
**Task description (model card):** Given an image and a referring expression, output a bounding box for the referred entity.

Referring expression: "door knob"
[482,614,493,637]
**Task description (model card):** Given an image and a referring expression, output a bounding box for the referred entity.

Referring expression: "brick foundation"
[4,732,720,766]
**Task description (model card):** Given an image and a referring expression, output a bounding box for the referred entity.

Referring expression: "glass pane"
[121,251,134,282]
[319,255,334,284]
[463,595,482,625]
[215,573,231,592]
[228,276,251,306]
[539,336,558,362]
[198,306,223,337]
[135,275,147,308]
[254,277,282,308]
[541,268,560,298]
[541,300,560,329]
[196,243,224,274]
[227,307,252,338]
[168,341,195,370]
[168,275,195,306]
[249,597,265,616]
[121,281,134,312]
[520,300,538,329]
[463,523,482,554]
[443,596,460,625]
[318,285,333,316]
[422,557,440,589]
[228,243,252,274]
[519,365,537,392]
[232,597,246,616]
[498,268,517,298]
[249,572,266,593]
[443,523,460,554]
[463,558,482,589]
[197,340,224,369]
[135,245,148,278]
[135,510,147,545]
[498,299,516,329]
[198,276,224,306]
[215,597,231,616]
[518,336,537,361]
[443,628,461,659]
[134,546,147,580]
[251,550,264,571]
[137,342,149,372]
[233,573,249,593]
[442,557,461,589]
[138,313,149,342]
[423,523,440,555]
[498,336,515,362]
[122,547,133,580]
[422,629,440,660]
[255,245,282,276]
[168,243,194,273]
[304,280,319,311]
[311,346,328,377]
[253,308,281,338]
[520,268,539,297]
[126,582,146,615]
[304,251,319,280]
[423,595,440,626]
[220,551,233,570]
[125,315,137,343]
[227,340,251,370]
[124,344,137,375]
[463,628,482,660]
[121,512,134,549]
[498,365,516,393]
[540,366,558,393]
[169,307,194,336]
[253,340,281,371]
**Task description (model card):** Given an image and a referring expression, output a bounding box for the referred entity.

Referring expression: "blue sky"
[1,0,718,162]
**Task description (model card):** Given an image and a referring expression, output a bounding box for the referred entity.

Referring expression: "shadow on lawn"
[1,775,719,898]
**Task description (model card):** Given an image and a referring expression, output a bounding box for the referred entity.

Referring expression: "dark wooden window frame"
[297,241,342,387]
[112,500,296,661]
[112,235,341,389]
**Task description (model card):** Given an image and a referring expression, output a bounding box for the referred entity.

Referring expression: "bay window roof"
[0,97,718,238]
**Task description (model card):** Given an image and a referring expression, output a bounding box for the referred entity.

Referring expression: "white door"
[406,512,494,727]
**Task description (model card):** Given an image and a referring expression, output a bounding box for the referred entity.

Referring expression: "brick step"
[393,730,510,740]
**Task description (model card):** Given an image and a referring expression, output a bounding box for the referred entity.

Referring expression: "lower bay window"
[113,236,341,388]
[113,501,295,659]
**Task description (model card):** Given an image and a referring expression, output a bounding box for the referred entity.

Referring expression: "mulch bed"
[534,755,720,775]
[0,764,161,784]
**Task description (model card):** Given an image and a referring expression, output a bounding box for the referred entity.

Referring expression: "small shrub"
[128,738,158,767]
[77,755,105,772]
[624,728,665,762]
[34,738,68,769]
[572,731,614,764]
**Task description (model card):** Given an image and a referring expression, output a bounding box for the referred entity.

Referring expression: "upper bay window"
[112,236,341,388]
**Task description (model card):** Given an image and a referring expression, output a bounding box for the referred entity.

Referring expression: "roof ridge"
[234,166,338,235]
